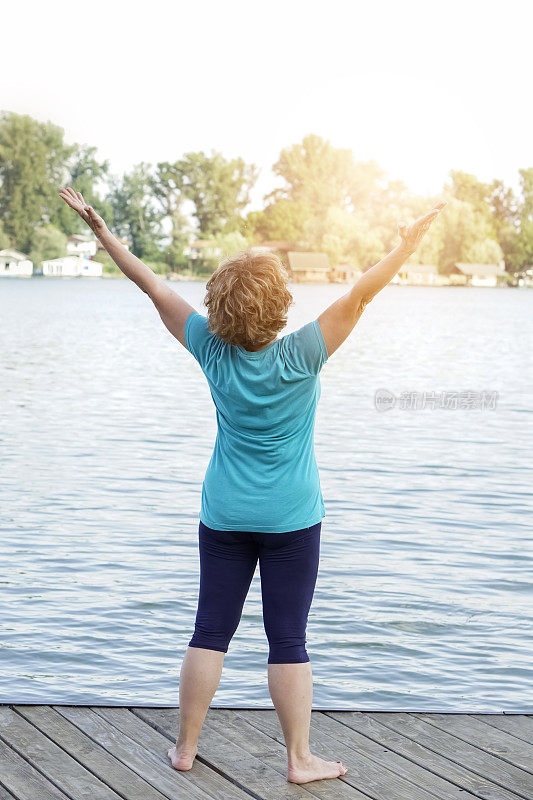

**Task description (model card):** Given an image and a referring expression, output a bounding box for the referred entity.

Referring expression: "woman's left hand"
[398,200,447,255]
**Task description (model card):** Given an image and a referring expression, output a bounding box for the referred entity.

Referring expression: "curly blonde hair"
[204,249,293,349]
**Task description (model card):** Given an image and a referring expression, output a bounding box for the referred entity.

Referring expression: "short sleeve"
[184,311,217,367]
[283,319,329,376]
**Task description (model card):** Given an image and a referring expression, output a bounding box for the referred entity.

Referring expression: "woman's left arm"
[318,200,446,357]
[59,187,195,347]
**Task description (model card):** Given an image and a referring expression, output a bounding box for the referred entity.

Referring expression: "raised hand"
[398,200,447,255]
[58,186,107,237]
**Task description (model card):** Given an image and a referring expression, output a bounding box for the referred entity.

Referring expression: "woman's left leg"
[259,522,322,666]
[259,522,347,783]
[168,645,225,770]
[169,522,258,771]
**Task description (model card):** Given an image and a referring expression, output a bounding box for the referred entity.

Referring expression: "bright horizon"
[4,0,532,208]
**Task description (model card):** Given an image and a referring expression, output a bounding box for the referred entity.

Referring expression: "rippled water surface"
[1,277,531,709]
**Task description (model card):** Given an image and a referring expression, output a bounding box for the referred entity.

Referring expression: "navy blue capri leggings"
[188,520,321,663]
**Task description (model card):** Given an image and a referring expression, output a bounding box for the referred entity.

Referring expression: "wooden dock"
[0,706,532,799]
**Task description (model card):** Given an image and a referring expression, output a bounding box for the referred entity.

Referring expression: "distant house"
[330,263,362,283]
[399,263,440,286]
[0,249,33,277]
[42,256,102,277]
[450,263,507,287]
[67,233,97,259]
[183,240,223,262]
[287,252,331,283]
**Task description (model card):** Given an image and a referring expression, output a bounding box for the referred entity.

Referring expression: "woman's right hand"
[59,187,107,238]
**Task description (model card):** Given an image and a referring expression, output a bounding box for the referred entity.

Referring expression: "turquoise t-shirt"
[184,311,329,532]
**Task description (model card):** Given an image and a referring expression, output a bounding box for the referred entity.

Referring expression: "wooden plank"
[147,705,438,800]
[53,706,215,800]
[471,715,533,745]
[368,712,533,800]
[0,706,123,800]
[327,711,526,800]
[240,708,471,800]
[93,706,253,800]
[134,706,332,799]
[306,711,480,800]
[7,706,531,800]
[14,705,182,800]
[416,714,533,774]
[199,708,363,800]
[0,737,68,800]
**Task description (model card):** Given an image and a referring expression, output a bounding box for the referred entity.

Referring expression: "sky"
[3,0,532,210]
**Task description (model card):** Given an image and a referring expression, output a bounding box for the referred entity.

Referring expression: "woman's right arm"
[59,187,195,347]
[317,201,446,358]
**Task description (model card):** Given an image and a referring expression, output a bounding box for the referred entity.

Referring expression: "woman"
[59,186,445,784]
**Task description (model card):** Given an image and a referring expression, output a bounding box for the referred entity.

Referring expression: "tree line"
[0,111,531,276]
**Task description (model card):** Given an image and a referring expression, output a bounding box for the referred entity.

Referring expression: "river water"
[1,277,531,709]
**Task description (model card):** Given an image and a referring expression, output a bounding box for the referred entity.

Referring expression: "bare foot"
[167,742,198,771]
[287,753,348,784]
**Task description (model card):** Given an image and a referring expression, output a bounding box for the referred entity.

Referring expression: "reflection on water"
[0,277,531,709]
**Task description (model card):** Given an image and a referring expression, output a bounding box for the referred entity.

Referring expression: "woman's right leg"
[170,522,258,770]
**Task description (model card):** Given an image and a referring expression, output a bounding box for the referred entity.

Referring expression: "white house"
[183,239,223,261]
[330,263,363,283]
[287,251,331,283]
[399,263,440,286]
[0,249,33,277]
[450,263,507,287]
[66,233,97,258]
[42,256,102,277]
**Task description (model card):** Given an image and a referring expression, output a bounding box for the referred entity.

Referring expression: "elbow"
[353,297,370,323]
[359,294,371,310]
[353,293,371,319]
[349,282,372,314]
[146,276,167,303]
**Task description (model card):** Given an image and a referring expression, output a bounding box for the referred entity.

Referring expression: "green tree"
[510,168,533,270]
[256,135,405,263]
[246,199,311,244]
[107,162,163,260]
[0,112,73,251]
[449,170,493,213]
[53,144,111,236]
[301,206,386,268]
[489,179,520,270]
[0,220,10,250]
[269,134,359,213]
[214,230,249,259]
[437,196,503,272]
[29,224,68,269]
[189,230,250,276]
[152,161,193,271]
[178,151,258,237]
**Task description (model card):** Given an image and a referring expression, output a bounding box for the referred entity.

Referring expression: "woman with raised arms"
[60,186,445,784]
